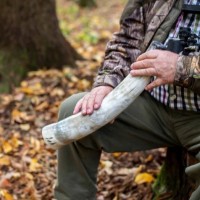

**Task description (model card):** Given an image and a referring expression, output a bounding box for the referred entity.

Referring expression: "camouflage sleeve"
[92,5,145,88]
[174,52,200,93]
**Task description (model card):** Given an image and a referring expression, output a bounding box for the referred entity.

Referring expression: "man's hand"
[73,86,113,115]
[130,50,178,91]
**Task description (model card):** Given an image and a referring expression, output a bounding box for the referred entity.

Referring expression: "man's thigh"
[77,91,181,153]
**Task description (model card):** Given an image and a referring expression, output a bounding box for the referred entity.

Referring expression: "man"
[55,0,200,199]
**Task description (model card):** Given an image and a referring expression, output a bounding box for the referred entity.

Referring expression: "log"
[42,75,150,149]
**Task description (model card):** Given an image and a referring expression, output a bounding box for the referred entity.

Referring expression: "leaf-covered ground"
[0,0,166,199]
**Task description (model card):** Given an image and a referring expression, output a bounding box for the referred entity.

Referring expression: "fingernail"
[82,110,86,114]
[87,109,91,113]
[94,104,99,109]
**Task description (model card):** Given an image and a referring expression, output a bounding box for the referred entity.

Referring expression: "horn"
[42,41,160,149]
[42,75,150,149]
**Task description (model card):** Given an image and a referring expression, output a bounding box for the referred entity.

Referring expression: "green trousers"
[54,91,200,200]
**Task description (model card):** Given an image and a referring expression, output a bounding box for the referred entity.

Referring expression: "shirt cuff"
[174,54,194,88]
[92,74,124,88]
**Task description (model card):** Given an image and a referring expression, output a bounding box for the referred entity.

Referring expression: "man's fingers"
[145,79,163,91]
[130,68,156,77]
[73,98,83,114]
[131,59,155,70]
[94,92,107,109]
[81,91,103,115]
[136,50,158,61]
[81,95,90,115]
[86,93,96,115]
[73,86,113,116]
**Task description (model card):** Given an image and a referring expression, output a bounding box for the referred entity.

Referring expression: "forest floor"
[0,0,166,199]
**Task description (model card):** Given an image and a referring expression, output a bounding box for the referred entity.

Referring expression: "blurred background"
[0,0,165,199]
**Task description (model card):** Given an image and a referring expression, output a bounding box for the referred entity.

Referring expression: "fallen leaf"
[35,101,49,111]
[30,137,41,152]
[2,141,13,153]
[11,109,30,123]
[50,88,65,97]
[112,152,121,158]
[9,137,22,149]
[0,189,14,200]
[76,79,91,90]
[100,160,113,175]
[0,156,11,166]
[0,127,4,135]
[134,172,155,184]
[20,124,30,131]
[117,167,142,176]
[145,154,153,163]
[29,159,42,172]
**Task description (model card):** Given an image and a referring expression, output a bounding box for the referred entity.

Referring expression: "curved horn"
[42,41,161,149]
[42,75,150,149]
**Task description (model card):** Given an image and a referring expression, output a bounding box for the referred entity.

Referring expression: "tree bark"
[0,0,82,92]
[153,147,197,200]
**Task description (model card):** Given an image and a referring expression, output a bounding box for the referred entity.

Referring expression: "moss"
[152,147,194,200]
[0,49,29,93]
[152,163,174,200]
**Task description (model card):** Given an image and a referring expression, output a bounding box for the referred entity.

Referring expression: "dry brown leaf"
[11,109,30,123]
[20,87,35,95]
[76,79,91,90]
[20,82,45,95]
[0,127,4,135]
[112,152,121,158]
[35,101,49,111]
[0,95,13,106]
[0,178,12,188]
[25,172,34,180]
[0,189,14,200]
[9,137,22,149]
[11,109,22,122]
[100,160,113,175]
[134,173,155,185]
[50,88,65,97]
[29,159,42,172]
[20,124,31,131]
[30,137,41,152]
[0,156,11,166]
[2,141,13,154]
[117,167,141,176]
[145,154,153,163]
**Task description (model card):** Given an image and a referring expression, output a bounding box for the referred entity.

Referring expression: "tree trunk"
[153,147,197,200]
[75,0,96,7]
[0,0,82,92]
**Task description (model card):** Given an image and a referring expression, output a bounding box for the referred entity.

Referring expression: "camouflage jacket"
[93,0,200,94]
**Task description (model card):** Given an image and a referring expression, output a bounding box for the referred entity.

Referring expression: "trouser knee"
[185,152,200,185]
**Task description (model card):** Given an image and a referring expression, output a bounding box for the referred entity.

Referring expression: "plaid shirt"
[150,0,200,111]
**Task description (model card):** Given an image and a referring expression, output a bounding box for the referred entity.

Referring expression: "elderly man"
[55,0,200,199]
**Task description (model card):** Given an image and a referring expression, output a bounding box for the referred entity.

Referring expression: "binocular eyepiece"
[167,27,200,55]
